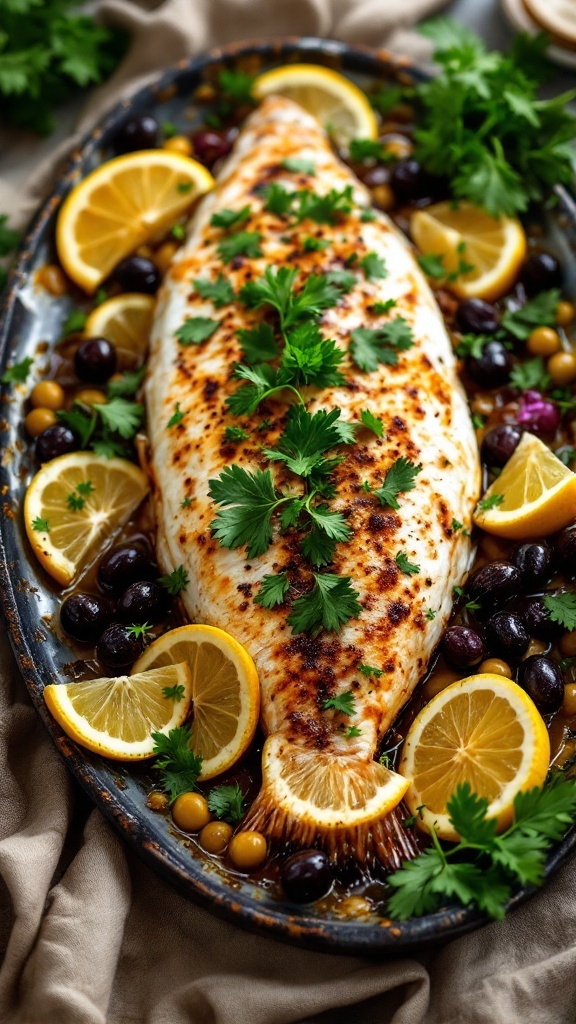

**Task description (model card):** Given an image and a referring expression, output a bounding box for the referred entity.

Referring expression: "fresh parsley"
[374,457,422,509]
[346,725,363,739]
[294,185,355,225]
[395,551,420,576]
[210,205,251,230]
[209,465,287,558]
[360,252,388,281]
[254,572,290,609]
[281,157,316,175]
[151,725,202,802]
[543,592,576,632]
[207,783,245,824]
[31,517,49,532]
[417,253,446,280]
[106,365,146,399]
[95,397,144,439]
[478,493,504,511]
[162,683,186,702]
[349,138,390,162]
[349,319,414,372]
[167,403,185,429]
[302,236,329,253]
[240,266,340,333]
[62,309,88,335]
[218,231,263,264]
[236,322,279,364]
[263,405,354,479]
[359,664,383,678]
[158,565,190,596]
[1,356,33,385]
[501,290,561,340]
[322,689,356,716]
[223,426,249,443]
[287,574,361,636]
[175,316,221,346]
[360,409,384,437]
[194,275,235,308]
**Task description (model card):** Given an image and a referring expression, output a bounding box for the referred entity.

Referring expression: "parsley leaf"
[209,465,287,558]
[324,269,357,294]
[210,205,251,230]
[167,403,185,428]
[350,319,414,371]
[224,426,249,443]
[281,323,346,389]
[478,492,504,511]
[543,592,576,632]
[32,517,49,532]
[255,572,290,609]
[240,266,340,333]
[175,316,220,346]
[127,622,153,640]
[208,783,245,824]
[359,663,383,677]
[417,253,446,280]
[106,365,146,399]
[395,551,420,576]
[263,183,295,217]
[281,157,316,175]
[349,138,390,162]
[322,689,356,716]
[218,67,255,105]
[57,403,97,448]
[95,397,144,439]
[360,409,384,437]
[236,322,279,364]
[374,457,422,509]
[194,274,235,308]
[347,725,363,739]
[288,573,362,636]
[158,565,190,596]
[162,684,186,701]
[1,356,33,385]
[302,236,330,253]
[502,290,560,340]
[361,252,388,280]
[510,357,553,394]
[294,185,355,225]
[263,405,354,478]
[151,725,202,802]
[218,231,262,264]
[62,309,88,335]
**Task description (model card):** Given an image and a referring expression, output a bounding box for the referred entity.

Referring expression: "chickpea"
[548,351,576,386]
[199,820,233,854]
[333,896,372,918]
[147,791,168,812]
[527,326,561,357]
[75,388,107,407]
[556,301,575,327]
[372,184,394,212]
[30,380,65,410]
[560,632,576,658]
[25,407,57,437]
[163,135,193,157]
[172,792,211,832]
[154,241,180,276]
[36,263,67,296]
[228,830,267,870]
[562,682,576,717]
[479,658,512,679]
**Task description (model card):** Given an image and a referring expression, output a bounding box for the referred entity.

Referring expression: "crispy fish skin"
[146,96,481,865]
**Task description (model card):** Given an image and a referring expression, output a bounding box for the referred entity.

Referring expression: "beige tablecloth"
[2,3,576,1022]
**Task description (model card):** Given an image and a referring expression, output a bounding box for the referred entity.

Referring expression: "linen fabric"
[2,2,576,1022]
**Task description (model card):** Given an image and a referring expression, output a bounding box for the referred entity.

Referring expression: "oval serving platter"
[2,37,576,955]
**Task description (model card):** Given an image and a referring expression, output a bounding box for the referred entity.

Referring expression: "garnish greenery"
[295,185,355,225]
[359,664,383,678]
[395,551,420,576]
[374,457,422,509]
[167,403,185,429]
[67,491,85,512]
[346,725,363,739]
[281,157,316,175]
[542,592,576,632]
[240,266,341,333]
[218,67,255,105]
[151,725,203,802]
[1,356,33,385]
[210,206,251,230]
[95,397,144,440]
[415,19,576,217]
[236,322,279,364]
[478,493,504,511]
[31,517,49,532]
[62,309,88,335]
[175,316,221,346]
[208,466,287,559]
[387,778,576,920]
[302,236,329,252]
[361,252,388,281]
[501,290,560,340]
[287,574,361,636]
[349,319,414,371]
[223,426,249,443]
[263,405,354,479]
[360,409,384,437]
[208,783,245,824]
[158,565,190,596]
[325,269,357,293]
[217,231,262,263]
[322,689,357,716]
[107,365,146,399]
[254,572,290,609]
[194,275,235,308]
[349,138,390,163]
[417,253,446,280]
[162,683,186,702]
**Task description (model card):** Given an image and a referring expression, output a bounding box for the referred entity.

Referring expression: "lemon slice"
[44,663,192,760]
[473,432,576,539]
[84,293,155,363]
[132,624,260,780]
[56,151,214,293]
[253,64,377,148]
[24,452,149,586]
[410,200,526,301]
[400,673,550,841]
[259,734,409,830]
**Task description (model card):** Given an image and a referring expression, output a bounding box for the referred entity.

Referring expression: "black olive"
[74,337,117,384]
[191,128,237,167]
[113,255,161,294]
[360,165,389,190]
[521,252,562,296]
[517,655,563,713]
[467,340,513,388]
[523,596,565,642]
[486,611,530,660]
[280,850,334,903]
[36,424,77,462]
[60,593,110,643]
[481,424,523,468]
[467,561,521,618]
[455,299,500,335]
[441,625,485,669]
[96,623,143,673]
[555,526,576,577]
[392,159,433,201]
[114,114,159,154]
[118,580,168,623]
[512,542,553,589]
[98,544,156,593]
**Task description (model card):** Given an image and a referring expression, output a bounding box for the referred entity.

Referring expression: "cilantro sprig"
[151,725,203,802]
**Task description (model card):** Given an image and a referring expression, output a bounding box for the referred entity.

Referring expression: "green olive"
[25,407,57,437]
[199,820,233,854]
[172,792,211,832]
[30,380,65,410]
[228,831,267,870]
[527,326,561,358]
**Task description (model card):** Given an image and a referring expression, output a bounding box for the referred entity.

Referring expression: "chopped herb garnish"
[209,465,286,559]
[294,185,355,225]
[194,275,235,308]
[210,205,252,230]
[128,622,154,640]
[426,608,436,620]
[208,783,245,824]
[218,67,255,105]
[322,689,356,716]
[361,252,388,280]
[417,253,446,280]
[502,290,561,340]
[171,223,185,240]
[1,356,33,385]
[360,208,377,222]
[281,157,316,175]
[287,574,361,636]
[162,683,186,701]
[324,269,357,293]
[62,309,88,335]
[349,138,390,162]
[359,664,384,678]
[360,409,384,437]
[543,592,576,632]
[395,551,420,576]
[151,725,202,802]
[224,425,249,443]
[254,572,290,609]
[162,120,177,138]
[236,322,279,364]
[95,397,144,439]
[263,405,354,479]
[478,493,504,511]
[175,316,220,346]
[349,319,414,372]
[177,181,193,193]
[31,517,49,532]
[107,365,146,398]
[509,357,551,393]
[302,236,329,252]
[217,231,263,264]
[181,497,193,509]
[67,492,85,511]
[264,183,295,217]
[167,403,185,428]
[158,565,190,596]
[374,457,422,509]
[346,725,363,739]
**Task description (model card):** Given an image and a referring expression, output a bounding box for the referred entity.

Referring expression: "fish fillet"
[146,96,481,867]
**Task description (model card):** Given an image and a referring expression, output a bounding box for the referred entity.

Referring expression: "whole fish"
[146,96,481,868]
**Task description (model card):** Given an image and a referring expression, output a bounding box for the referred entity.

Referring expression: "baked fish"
[146,96,481,868]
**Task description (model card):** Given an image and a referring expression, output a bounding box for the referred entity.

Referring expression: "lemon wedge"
[411,200,526,301]
[84,293,155,364]
[24,452,149,585]
[44,663,192,760]
[253,64,377,148]
[473,432,576,539]
[400,673,550,841]
[56,151,214,293]
[132,624,260,780]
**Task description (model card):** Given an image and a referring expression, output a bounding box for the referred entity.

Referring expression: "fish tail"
[240,735,421,870]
